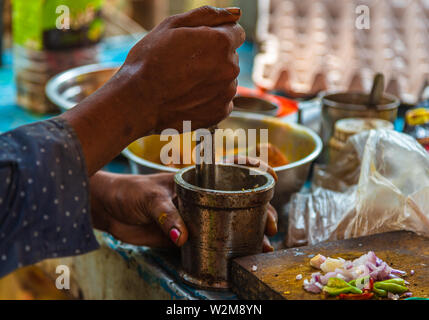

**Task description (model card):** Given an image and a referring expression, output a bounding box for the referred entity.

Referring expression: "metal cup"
[232,95,279,117]
[321,92,400,145]
[174,164,275,290]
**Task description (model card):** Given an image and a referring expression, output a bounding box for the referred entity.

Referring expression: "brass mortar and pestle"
[174,125,275,290]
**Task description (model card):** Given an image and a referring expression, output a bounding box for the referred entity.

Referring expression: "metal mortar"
[174,164,275,290]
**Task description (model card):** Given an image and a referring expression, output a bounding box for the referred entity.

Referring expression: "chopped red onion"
[387,292,400,300]
[302,251,410,296]
[391,268,407,276]
[303,278,322,293]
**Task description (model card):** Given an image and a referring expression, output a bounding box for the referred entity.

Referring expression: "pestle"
[195,125,218,189]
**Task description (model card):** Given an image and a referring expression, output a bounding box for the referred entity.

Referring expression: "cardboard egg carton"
[253,0,429,104]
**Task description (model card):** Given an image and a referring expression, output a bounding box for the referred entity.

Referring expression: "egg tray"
[253,0,429,104]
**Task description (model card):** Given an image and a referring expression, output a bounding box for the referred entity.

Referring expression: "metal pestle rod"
[196,125,217,189]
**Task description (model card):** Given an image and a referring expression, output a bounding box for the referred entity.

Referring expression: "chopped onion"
[303,278,322,293]
[391,268,407,276]
[387,292,399,300]
[302,251,410,296]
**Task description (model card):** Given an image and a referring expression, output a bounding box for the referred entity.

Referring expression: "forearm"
[59,69,157,176]
[89,171,116,232]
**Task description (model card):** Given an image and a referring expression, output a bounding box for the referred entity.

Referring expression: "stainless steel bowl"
[46,63,121,112]
[124,112,322,210]
[46,64,323,211]
[232,95,279,116]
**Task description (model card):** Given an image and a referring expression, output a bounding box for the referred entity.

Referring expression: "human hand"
[61,6,244,176]
[89,171,277,252]
[90,171,187,247]
[115,6,245,134]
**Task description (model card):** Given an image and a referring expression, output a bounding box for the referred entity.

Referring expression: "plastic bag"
[286,129,429,247]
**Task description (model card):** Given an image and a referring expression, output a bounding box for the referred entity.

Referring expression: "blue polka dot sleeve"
[0,117,100,278]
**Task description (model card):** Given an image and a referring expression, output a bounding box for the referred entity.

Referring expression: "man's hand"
[90,171,187,247]
[89,171,277,251]
[120,6,245,134]
[61,6,245,176]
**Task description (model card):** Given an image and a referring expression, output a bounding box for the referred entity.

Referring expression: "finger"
[213,23,246,50]
[149,196,189,247]
[161,86,235,132]
[262,235,274,253]
[169,6,241,28]
[108,221,175,248]
[222,155,278,181]
[265,203,278,237]
[160,79,236,114]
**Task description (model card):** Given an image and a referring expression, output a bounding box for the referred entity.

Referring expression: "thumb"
[170,6,241,28]
[150,196,189,247]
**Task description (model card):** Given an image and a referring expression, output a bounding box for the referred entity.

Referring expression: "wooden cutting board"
[231,231,429,299]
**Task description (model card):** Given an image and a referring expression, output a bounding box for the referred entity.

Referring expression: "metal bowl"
[232,95,279,116]
[46,63,121,112]
[124,112,322,210]
[46,63,323,211]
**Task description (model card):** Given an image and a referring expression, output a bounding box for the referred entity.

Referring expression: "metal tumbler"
[174,164,275,290]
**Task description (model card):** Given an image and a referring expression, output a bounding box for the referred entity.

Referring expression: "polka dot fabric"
[0,117,99,278]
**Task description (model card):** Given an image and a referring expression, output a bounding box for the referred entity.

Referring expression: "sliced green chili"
[374,282,408,294]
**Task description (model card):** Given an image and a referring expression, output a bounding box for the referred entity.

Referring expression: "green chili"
[323,278,363,296]
[372,286,387,297]
[327,277,349,288]
[323,286,363,295]
[374,282,408,294]
[378,278,405,286]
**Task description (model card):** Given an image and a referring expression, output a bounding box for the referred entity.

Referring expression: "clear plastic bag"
[286,129,429,247]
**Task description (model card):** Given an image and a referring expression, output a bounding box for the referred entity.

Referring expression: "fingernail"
[225,7,241,16]
[169,227,181,244]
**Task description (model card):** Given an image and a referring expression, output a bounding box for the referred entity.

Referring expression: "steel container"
[232,95,279,116]
[175,164,275,289]
[124,113,322,211]
[321,92,400,146]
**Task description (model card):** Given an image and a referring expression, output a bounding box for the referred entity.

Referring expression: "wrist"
[89,171,117,232]
[60,67,157,175]
[110,65,159,137]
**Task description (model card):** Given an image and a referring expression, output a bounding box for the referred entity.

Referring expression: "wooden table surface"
[231,231,429,300]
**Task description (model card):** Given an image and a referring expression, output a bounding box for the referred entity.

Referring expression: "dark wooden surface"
[231,231,429,299]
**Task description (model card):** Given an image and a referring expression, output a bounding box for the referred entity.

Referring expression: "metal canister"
[174,164,275,290]
[321,92,399,145]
